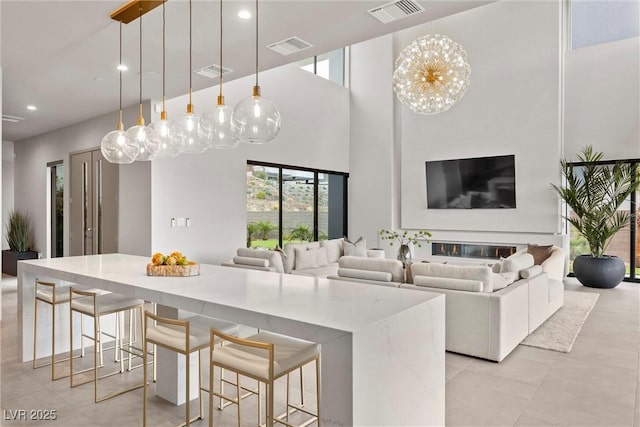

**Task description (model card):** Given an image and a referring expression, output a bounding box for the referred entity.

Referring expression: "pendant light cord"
[218,0,223,99]
[162,0,166,113]
[138,7,143,121]
[255,0,259,87]
[118,22,123,128]
[189,0,193,106]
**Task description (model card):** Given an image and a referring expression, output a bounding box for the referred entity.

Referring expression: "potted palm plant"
[2,210,38,276]
[552,146,640,288]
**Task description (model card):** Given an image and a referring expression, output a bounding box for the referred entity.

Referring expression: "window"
[247,162,348,248]
[570,0,639,49]
[47,161,64,258]
[566,159,639,282]
[297,48,347,86]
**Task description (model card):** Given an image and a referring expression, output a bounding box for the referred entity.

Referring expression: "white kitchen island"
[17,254,445,426]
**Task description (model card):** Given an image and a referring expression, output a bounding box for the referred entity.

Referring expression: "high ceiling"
[1,0,491,142]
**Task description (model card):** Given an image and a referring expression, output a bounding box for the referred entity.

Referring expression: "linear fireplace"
[432,242,517,260]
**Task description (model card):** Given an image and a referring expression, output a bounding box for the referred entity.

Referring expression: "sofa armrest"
[541,247,566,282]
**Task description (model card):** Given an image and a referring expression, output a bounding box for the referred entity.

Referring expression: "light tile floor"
[1,275,639,426]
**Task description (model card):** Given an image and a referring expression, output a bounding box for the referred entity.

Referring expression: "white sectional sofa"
[328,249,565,362]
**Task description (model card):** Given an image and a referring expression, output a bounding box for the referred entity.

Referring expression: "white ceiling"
[1,0,492,142]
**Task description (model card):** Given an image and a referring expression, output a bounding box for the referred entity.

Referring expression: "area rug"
[520,290,599,353]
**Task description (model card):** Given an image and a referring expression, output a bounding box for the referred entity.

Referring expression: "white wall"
[2,140,14,250]
[14,102,152,258]
[152,64,350,264]
[348,34,397,247]
[565,36,640,160]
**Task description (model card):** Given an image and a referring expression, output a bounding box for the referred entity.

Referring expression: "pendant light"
[169,0,208,153]
[201,0,239,149]
[233,0,281,144]
[125,6,160,161]
[151,1,185,158]
[101,22,140,164]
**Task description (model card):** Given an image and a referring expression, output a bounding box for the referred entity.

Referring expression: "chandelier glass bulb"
[202,97,239,149]
[170,108,209,153]
[126,119,161,161]
[233,86,281,144]
[101,126,140,164]
[150,114,185,158]
[393,34,471,115]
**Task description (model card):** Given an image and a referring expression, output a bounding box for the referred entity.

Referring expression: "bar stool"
[209,329,320,427]
[143,311,239,427]
[33,280,113,380]
[69,287,146,402]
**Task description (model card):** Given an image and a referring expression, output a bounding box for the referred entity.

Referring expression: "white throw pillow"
[501,252,534,274]
[343,237,367,257]
[295,248,318,270]
[320,238,343,263]
[316,247,329,267]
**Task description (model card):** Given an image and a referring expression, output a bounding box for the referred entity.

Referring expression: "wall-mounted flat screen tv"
[425,155,516,209]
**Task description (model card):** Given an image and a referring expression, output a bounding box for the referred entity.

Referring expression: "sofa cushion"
[343,237,367,257]
[491,261,503,273]
[316,247,329,267]
[338,256,404,282]
[501,252,534,274]
[492,273,513,291]
[367,249,386,259]
[410,263,494,292]
[237,248,284,273]
[520,265,543,279]
[527,243,554,265]
[295,248,319,270]
[338,268,393,282]
[413,275,484,292]
[320,238,343,263]
[290,264,338,278]
[233,256,269,268]
[284,242,320,273]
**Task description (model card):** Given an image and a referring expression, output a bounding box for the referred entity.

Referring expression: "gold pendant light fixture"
[101,22,140,164]
[393,34,471,115]
[125,6,160,161]
[169,0,208,153]
[201,0,239,149]
[150,0,185,158]
[233,0,281,144]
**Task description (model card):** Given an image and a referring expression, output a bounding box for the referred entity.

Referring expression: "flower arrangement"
[151,251,192,266]
[379,229,432,247]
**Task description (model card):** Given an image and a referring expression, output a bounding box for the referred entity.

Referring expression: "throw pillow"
[343,236,367,257]
[316,247,329,267]
[295,248,318,270]
[319,238,343,263]
[527,243,554,265]
[491,260,503,273]
[500,252,534,273]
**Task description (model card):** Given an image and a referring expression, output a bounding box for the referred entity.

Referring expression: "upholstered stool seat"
[143,312,238,427]
[69,287,145,403]
[209,329,320,427]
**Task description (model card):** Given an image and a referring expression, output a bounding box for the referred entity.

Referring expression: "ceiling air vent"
[368,0,425,24]
[2,114,24,123]
[267,37,313,56]
[194,64,233,79]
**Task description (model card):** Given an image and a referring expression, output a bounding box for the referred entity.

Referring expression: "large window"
[246,162,348,248]
[297,48,347,86]
[570,0,639,49]
[567,159,639,282]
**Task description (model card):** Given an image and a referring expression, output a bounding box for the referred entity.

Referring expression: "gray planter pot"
[573,254,625,289]
[2,250,38,276]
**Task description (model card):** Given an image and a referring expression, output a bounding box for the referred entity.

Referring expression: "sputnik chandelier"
[101,0,280,164]
[393,34,471,115]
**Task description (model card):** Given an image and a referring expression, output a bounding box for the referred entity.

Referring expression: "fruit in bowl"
[147,251,199,276]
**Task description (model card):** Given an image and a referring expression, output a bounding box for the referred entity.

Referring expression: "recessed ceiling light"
[117,64,128,71]
[26,105,37,111]
[238,10,251,19]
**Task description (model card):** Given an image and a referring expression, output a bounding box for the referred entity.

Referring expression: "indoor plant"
[379,229,432,265]
[2,210,38,276]
[551,146,640,288]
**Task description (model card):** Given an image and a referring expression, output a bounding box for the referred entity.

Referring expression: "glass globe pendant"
[126,115,160,161]
[233,0,280,144]
[169,0,209,154]
[151,1,185,158]
[101,22,139,164]
[201,0,238,149]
